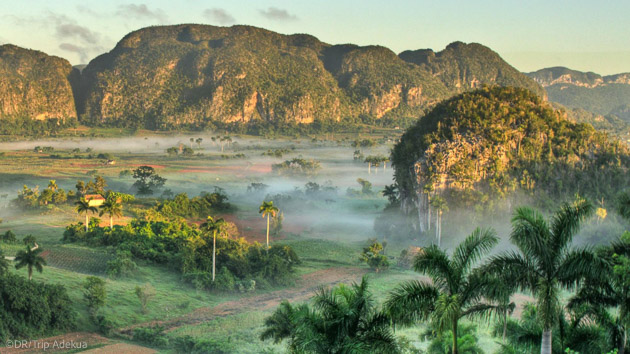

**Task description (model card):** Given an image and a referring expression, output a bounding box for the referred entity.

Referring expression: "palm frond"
[510,206,551,269]
[384,280,438,326]
[556,248,601,289]
[452,227,498,275]
[487,251,541,292]
[413,245,453,290]
[550,199,593,255]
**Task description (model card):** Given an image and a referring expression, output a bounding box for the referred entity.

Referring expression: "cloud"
[59,43,90,63]
[76,5,99,17]
[258,7,298,22]
[203,8,235,25]
[116,3,167,23]
[56,23,99,44]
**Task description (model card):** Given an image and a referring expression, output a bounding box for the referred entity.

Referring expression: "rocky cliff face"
[400,42,545,97]
[0,25,545,129]
[391,87,630,231]
[527,67,630,120]
[527,67,630,88]
[75,25,542,128]
[0,45,77,120]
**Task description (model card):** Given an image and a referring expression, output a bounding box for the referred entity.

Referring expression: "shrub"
[359,241,390,272]
[83,276,106,318]
[132,326,169,347]
[2,230,17,243]
[106,250,137,278]
[135,283,156,313]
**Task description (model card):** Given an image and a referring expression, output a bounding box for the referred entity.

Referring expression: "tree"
[83,276,106,318]
[195,138,203,148]
[201,216,227,282]
[166,147,178,156]
[132,166,167,195]
[22,235,36,246]
[261,276,399,353]
[430,196,448,247]
[259,201,279,248]
[568,233,630,354]
[0,248,9,276]
[99,198,123,229]
[75,197,98,231]
[14,244,46,281]
[486,199,597,354]
[385,227,498,354]
[382,184,399,204]
[47,180,58,192]
[359,241,389,272]
[135,283,156,314]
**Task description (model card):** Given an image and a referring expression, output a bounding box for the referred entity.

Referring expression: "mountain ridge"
[1,24,544,130]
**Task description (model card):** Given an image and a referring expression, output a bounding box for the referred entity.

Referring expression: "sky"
[0,0,628,75]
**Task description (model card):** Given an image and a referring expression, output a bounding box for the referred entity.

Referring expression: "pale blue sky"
[1,0,628,74]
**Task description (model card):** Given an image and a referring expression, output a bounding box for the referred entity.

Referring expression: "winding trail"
[119,266,367,335]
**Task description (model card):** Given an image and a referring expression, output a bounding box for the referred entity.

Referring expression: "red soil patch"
[128,164,166,169]
[177,163,271,174]
[119,266,368,335]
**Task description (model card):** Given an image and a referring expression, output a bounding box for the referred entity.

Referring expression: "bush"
[83,276,106,318]
[0,273,76,340]
[359,241,389,272]
[132,326,169,347]
[106,250,137,278]
[2,230,17,243]
[214,267,236,291]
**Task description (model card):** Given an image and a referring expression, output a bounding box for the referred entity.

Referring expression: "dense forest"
[391,86,630,232]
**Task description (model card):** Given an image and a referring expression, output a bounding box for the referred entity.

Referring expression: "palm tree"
[261,276,399,353]
[99,199,123,229]
[567,237,630,354]
[259,201,279,248]
[14,244,46,280]
[486,199,597,354]
[385,228,499,354]
[75,197,98,232]
[201,216,227,282]
[430,195,448,246]
[47,179,58,191]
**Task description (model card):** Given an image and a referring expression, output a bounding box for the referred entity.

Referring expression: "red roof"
[84,194,105,200]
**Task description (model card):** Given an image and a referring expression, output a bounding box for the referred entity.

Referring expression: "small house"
[84,194,105,207]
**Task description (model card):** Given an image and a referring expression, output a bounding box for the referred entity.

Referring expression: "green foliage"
[153,190,231,220]
[261,276,399,353]
[271,158,321,176]
[0,273,76,340]
[2,230,17,243]
[63,216,300,290]
[392,86,630,211]
[14,244,46,281]
[135,283,156,314]
[106,250,137,278]
[425,323,483,354]
[132,326,169,347]
[132,166,167,195]
[83,276,106,317]
[359,240,390,272]
[385,228,499,352]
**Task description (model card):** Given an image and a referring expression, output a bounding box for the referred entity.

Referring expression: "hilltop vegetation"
[0,45,77,120]
[526,67,630,128]
[392,87,630,228]
[0,25,542,133]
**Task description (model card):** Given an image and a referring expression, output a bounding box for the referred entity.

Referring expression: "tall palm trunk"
[85,213,89,232]
[212,230,216,282]
[28,266,33,281]
[110,215,113,230]
[541,329,552,354]
[368,163,371,174]
[452,320,458,354]
[266,214,270,248]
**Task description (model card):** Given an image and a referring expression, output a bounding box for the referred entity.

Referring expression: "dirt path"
[119,266,368,335]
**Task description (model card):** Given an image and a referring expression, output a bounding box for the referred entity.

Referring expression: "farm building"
[84,194,105,207]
